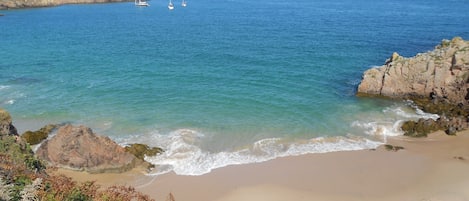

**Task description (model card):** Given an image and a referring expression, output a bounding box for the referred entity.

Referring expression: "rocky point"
[357,37,469,136]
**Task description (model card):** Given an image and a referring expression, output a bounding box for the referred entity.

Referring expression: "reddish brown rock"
[36,124,136,173]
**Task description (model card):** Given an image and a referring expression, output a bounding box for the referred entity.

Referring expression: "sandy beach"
[58,131,469,201]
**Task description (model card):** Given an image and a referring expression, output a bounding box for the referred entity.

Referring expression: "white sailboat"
[181,0,187,7]
[168,0,174,10]
[135,0,149,6]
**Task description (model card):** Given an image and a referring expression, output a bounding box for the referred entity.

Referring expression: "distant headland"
[0,0,130,9]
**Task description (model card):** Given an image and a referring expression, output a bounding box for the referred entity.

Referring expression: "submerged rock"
[36,124,137,173]
[0,108,18,136]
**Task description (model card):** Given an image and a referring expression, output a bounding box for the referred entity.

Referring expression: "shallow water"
[1,0,468,175]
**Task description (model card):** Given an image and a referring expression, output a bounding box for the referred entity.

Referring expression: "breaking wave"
[122,129,382,176]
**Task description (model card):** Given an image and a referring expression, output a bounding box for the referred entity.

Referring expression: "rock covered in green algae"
[125,143,163,160]
[401,119,442,137]
[21,124,58,145]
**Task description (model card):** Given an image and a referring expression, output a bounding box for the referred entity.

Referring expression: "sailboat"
[168,0,174,10]
[135,0,149,6]
[181,0,187,7]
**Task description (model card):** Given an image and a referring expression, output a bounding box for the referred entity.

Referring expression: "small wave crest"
[351,120,404,136]
[3,99,15,105]
[125,129,382,176]
[385,100,439,120]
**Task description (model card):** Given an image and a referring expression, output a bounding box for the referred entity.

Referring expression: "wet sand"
[58,131,469,201]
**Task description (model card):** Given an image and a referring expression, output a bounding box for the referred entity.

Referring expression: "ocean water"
[1,0,468,175]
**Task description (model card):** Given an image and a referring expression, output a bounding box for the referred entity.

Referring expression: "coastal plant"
[0,177,13,201]
[20,178,42,201]
[96,185,155,201]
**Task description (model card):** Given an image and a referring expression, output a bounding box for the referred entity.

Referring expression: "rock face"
[0,0,130,9]
[36,124,136,173]
[357,37,469,105]
[0,108,18,136]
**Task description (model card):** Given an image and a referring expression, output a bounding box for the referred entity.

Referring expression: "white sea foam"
[384,104,439,120]
[351,120,404,137]
[0,85,10,90]
[352,102,439,138]
[4,99,15,105]
[130,129,383,176]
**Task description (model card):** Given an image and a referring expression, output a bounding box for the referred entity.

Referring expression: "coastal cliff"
[0,0,129,9]
[357,37,469,105]
[357,37,469,136]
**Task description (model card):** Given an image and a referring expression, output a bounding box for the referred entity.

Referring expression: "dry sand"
[58,131,469,201]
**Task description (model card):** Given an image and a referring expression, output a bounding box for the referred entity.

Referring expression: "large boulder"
[36,124,137,173]
[0,108,18,136]
[357,37,469,106]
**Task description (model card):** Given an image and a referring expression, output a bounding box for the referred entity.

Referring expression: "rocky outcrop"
[357,37,469,136]
[36,124,137,173]
[0,0,130,10]
[357,37,469,105]
[0,108,18,136]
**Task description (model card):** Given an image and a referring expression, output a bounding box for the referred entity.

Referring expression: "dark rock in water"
[125,143,163,160]
[0,108,18,136]
[402,118,442,137]
[21,124,58,145]
[36,124,137,173]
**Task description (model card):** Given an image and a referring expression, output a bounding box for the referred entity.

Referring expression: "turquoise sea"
[1,0,468,175]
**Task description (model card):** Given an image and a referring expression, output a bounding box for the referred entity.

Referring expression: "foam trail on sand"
[129,130,382,176]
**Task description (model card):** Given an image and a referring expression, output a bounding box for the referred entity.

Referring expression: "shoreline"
[58,130,469,201]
